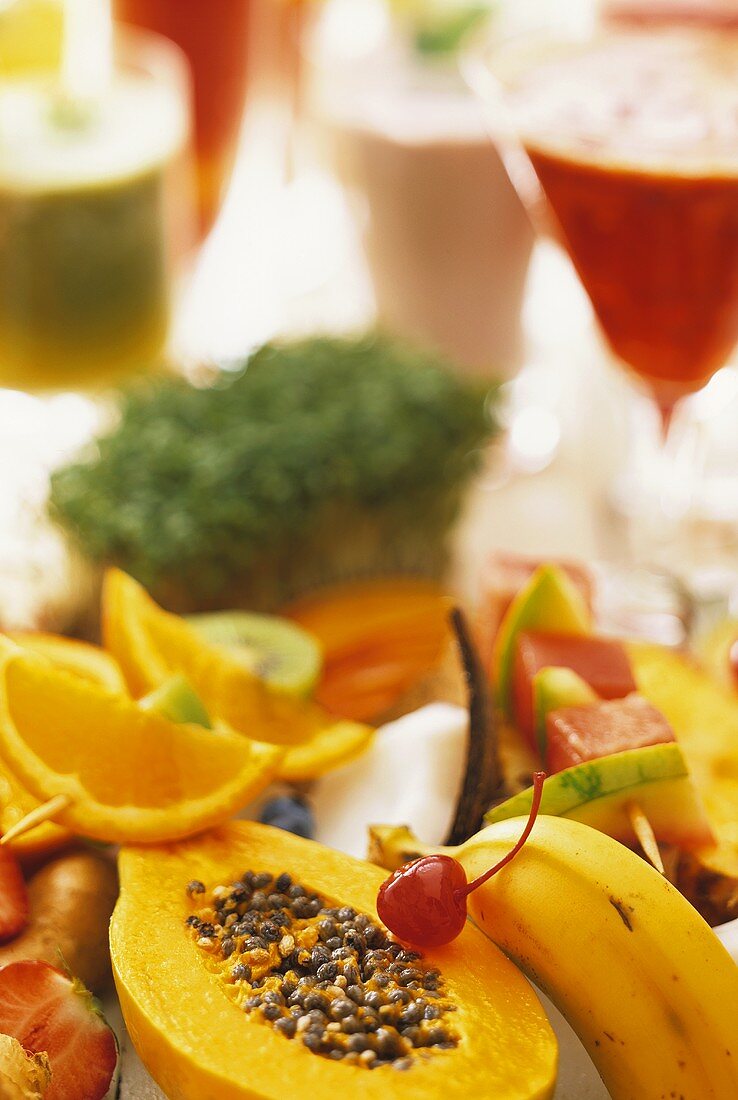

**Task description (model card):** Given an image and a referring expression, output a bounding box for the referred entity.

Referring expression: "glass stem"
[615,388,708,572]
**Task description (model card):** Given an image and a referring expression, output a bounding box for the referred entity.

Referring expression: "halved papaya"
[111,822,557,1100]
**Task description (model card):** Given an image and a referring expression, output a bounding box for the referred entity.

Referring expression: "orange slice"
[0,632,126,864]
[102,569,371,748]
[0,642,283,844]
[278,723,375,783]
[7,632,127,694]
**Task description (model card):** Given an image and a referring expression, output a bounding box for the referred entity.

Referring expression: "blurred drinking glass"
[468,21,738,573]
[0,18,193,391]
[112,0,313,238]
[112,0,252,238]
[308,0,534,382]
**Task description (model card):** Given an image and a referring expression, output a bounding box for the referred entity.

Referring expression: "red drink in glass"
[603,1,738,30]
[502,32,738,416]
[114,0,253,237]
[468,26,738,573]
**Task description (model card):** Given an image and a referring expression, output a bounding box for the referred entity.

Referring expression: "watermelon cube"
[546,693,676,774]
[476,554,594,669]
[512,630,637,751]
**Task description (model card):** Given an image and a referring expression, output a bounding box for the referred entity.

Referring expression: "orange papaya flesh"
[285,581,452,722]
[112,822,557,1100]
[285,580,451,649]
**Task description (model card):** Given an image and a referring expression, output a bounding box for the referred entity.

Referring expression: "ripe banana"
[370,815,738,1099]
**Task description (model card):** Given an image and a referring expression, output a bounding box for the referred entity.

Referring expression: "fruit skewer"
[485,561,712,868]
[0,794,71,847]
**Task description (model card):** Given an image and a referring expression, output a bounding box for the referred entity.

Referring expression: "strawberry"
[0,845,28,943]
[0,961,118,1100]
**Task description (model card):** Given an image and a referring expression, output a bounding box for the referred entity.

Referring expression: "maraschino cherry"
[377,772,546,948]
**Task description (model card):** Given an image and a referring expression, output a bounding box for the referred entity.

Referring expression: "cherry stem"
[456,772,546,900]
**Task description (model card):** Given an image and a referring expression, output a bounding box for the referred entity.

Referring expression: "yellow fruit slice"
[102,569,371,748]
[695,618,737,692]
[0,632,126,861]
[0,645,283,844]
[130,666,372,784]
[7,631,127,694]
[101,571,171,697]
[0,1034,50,1100]
[277,722,375,782]
[630,641,738,875]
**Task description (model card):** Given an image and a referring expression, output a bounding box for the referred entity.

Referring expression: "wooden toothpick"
[1,794,72,845]
[626,801,664,875]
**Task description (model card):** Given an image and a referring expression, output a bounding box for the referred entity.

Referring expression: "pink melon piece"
[546,693,676,774]
[475,554,594,670]
[512,630,637,751]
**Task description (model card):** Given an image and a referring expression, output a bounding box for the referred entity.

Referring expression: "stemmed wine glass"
[466,21,738,578]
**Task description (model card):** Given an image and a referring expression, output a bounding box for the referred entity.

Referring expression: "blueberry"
[260,796,315,839]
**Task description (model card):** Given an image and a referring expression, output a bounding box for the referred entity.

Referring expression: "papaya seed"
[185,869,459,1068]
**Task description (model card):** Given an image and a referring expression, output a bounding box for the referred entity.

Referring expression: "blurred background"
[3,0,738,636]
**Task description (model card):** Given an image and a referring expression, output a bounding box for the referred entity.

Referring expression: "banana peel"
[370,816,738,1100]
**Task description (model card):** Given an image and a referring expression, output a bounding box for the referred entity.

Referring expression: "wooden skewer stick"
[626,800,664,875]
[0,794,72,845]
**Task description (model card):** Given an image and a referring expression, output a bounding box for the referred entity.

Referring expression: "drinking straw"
[62,0,113,102]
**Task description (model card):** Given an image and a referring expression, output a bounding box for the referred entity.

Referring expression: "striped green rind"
[485,743,689,823]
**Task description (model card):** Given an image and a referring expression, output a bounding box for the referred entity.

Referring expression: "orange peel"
[0,633,126,864]
[102,568,371,748]
[7,631,127,694]
[0,639,282,844]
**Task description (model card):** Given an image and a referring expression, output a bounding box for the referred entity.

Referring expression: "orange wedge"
[102,569,371,748]
[278,723,375,783]
[7,631,127,694]
[0,641,283,844]
[0,632,125,864]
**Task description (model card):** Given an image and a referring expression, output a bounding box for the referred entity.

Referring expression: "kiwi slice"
[188,612,322,697]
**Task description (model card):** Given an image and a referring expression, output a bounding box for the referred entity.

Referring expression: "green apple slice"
[492,564,592,717]
[484,743,714,850]
[532,666,597,758]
